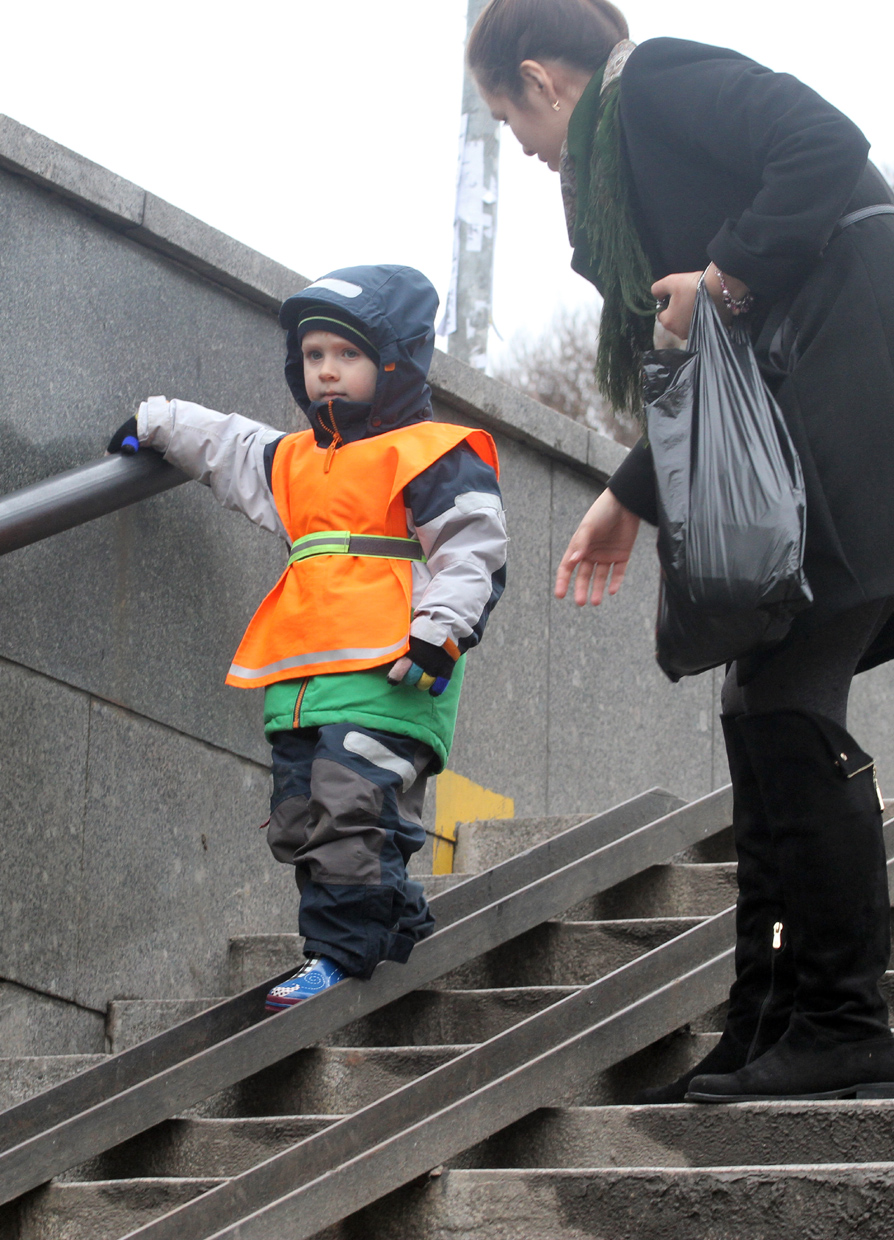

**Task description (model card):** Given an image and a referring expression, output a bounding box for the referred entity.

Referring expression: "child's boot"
[265,955,348,1011]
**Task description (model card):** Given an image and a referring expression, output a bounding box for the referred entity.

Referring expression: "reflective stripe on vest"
[228,635,409,683]
[287,530,426,568]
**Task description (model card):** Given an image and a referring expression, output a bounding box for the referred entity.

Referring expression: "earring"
[552,99,561,112]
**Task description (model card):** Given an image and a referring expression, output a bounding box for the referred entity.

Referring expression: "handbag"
[646,278,812,682]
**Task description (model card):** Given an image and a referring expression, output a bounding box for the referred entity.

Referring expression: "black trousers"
[721,600,894,725]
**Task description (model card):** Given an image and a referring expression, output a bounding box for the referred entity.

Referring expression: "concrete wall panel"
[444,435,554,817]
[545,471,716,815]
[75,699,287,1008]
[0,659,89,1001]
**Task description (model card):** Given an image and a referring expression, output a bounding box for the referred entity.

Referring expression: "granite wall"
[1,115,892,1022]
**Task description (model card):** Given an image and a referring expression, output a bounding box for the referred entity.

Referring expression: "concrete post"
[441,0,500,372]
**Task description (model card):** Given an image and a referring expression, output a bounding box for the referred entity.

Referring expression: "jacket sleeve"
[606,439,659,526]
[137,396,288,540]
[403,444,507,655]
[622,39,871,298]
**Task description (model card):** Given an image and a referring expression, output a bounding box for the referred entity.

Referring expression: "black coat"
[604,38,894,670]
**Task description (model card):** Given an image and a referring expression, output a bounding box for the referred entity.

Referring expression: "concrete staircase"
[2,796,894,1239]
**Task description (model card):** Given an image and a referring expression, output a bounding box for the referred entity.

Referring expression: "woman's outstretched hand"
[555,489,641,606]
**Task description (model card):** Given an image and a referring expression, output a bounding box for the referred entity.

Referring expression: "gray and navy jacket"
[134,265,507,764]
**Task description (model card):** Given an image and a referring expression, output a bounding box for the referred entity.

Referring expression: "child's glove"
[107,416,141,455]
[387,637,459,697]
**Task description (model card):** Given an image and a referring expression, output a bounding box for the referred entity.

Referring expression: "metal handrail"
[0,454,188,556]
[0,786,730,1205]
[129,910,738,1240]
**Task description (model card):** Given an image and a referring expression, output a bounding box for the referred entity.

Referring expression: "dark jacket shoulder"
[618,38,870,298]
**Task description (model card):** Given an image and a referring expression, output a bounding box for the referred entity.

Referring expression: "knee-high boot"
[688,710,894,1102]
[635,715,795,1103]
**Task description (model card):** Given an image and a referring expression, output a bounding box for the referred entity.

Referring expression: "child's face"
[302,330,378,404]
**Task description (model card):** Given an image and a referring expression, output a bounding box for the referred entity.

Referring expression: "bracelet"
[713,266,755,316]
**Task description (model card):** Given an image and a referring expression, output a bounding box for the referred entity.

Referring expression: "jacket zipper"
[321,400,343,473]
[746,920,784,1063]
[292,679,308,729]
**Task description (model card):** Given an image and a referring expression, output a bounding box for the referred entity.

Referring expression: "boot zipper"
[874,765,885,812]
[746,921,784,1063]
[838,751,885,811]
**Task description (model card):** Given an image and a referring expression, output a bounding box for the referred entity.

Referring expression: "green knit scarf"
[566,66,656,420]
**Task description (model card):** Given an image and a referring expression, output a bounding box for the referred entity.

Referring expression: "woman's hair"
[467,0,628,97]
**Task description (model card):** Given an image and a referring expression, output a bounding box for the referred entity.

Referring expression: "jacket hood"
[281,264,439,439]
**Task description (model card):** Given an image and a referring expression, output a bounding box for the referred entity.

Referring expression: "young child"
[109,264,507,1008]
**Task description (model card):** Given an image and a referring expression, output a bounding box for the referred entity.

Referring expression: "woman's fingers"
[585,559,612,607]
[554,545,580,599]
[556,490,640,607]
[562,553,620,608]
[607,555,629,596]
[651,271,701,337]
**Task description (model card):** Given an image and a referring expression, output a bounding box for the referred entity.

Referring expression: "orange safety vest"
[227,421,499,689]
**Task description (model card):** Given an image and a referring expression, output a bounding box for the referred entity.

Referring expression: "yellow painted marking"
[433,769,515,875]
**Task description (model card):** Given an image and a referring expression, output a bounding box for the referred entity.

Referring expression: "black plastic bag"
[647,279,812,682]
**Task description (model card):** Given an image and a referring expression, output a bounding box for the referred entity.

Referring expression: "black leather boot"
[635,715,794,1104]
[688,710,894,1103]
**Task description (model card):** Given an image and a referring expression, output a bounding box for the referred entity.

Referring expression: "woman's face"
[481,84,569,172]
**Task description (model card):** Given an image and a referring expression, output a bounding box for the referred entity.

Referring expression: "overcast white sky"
[3,1,893,367]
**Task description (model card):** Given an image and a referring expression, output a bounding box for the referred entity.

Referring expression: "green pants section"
[263,659,465,772]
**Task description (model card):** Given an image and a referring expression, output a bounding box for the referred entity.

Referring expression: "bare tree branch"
[492,302,640,448]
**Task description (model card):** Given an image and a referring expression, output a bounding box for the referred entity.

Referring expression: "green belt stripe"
[288,530,426,568]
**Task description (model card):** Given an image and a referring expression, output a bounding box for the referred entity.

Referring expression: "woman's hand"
[652,271,702,339]
[653,266,752,337]
[555,489,641,607]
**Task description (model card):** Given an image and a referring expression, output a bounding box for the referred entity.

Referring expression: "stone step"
[430,918,703,990]
[67,1026,823,1180]
[107,987,578,1053]
[420,872,473,896]
[229,918,703,996]
[0,1178,222,1240]
[226,874,470,994]
[192,1045,471,1119]
[453,815,590,873]
[584,863,738,920]
[39,1103,894,1238]
[227,933,306,995]
[200,1031,721,1123]
[673,824,736,864]
[453,796,693,875]
[585,1032,718,1107]
[464,1100,894,1170]
[63,1116,337,1182]
[106,999,220,1054]
[331,1164,894,1240]
[326,986,577,1047]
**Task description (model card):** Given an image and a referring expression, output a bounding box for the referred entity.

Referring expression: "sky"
[3,1,893,369]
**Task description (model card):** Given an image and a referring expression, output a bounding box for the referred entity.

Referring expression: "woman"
[469,0,894,1104]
